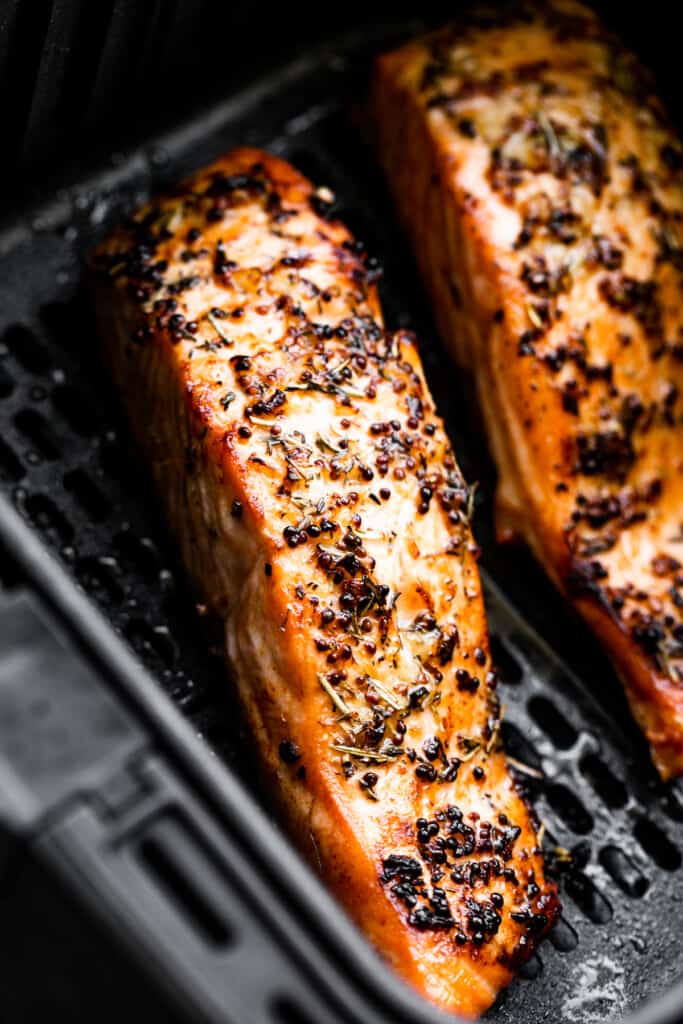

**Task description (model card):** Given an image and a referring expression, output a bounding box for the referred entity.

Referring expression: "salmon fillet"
[91,147,558,1016]
[374,0,683,780]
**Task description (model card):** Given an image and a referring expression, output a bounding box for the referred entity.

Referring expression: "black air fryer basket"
[1,3,682,1022]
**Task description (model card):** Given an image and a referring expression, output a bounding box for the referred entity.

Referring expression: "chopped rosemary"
[318,674,351,717]
[331,744,392,763]
[486,707,504,753]
[466,481,479,523]
[291,494,326,516]
[249,415,280,427]
[285,455,314,481]
[538,111,562,162]
[207,311,232,343]
[506,756,544,779]
[162,204,184,234]
[459,737,482,761]
[315,432,340,454]
[526,302,544,330]
[367,677,406,712]
[286,378,367,401]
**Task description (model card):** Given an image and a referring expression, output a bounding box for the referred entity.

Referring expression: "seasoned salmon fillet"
[91,147,558,1017]
[374,0,683,780]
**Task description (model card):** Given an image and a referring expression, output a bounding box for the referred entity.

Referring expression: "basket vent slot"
[14,408,60,460]
[633,818,681,871]
[579,754,627,809]
[501,721,542,772]
[599,846,648,897]
[564,872,612,924]
[548,916,578,953]
[528,697,577,750]
[545,783,593,835]
[518,953,543,980]
[3,324,52,375]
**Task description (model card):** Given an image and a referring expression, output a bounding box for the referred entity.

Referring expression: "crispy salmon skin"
[374,0,683,779]
[91,147,558,1016]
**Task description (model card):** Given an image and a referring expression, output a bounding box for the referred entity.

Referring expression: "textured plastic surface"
[0,21,682,1024]
[0,513,451,1024]
[0,589,144,828]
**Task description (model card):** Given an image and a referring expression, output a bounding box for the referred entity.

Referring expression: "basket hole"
[52,384,100,436]
[124,619,177,669]
[518,952,543,980]
[599,846,649,897]
[528,696,577,750]
[580,754,627,809]
[115,531,162,579]
[23,493,73,546]
[0,363,14,398]
[490,634,524,685]
[633,818,681,871]
[0,437,24,482]
[549,916,578,952]
[40,300,90,354]
[3,324,51,374]
[63,469,110,523]
[501,721,542,771]
[75,556,123,606]
[545,783,593,834]
[564,871,612,924]
[14,408,60,460]
[270,997,319,1024]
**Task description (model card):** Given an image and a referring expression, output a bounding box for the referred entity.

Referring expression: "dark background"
[0,0,679,204]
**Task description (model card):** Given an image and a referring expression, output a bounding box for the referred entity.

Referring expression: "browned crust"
[373,1,683,780]
[91,146,558,1016]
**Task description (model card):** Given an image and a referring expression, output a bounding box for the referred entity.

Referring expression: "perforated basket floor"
[1,31,682,1024]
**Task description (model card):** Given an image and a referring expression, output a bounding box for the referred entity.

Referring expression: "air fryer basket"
[1,10,683,1024]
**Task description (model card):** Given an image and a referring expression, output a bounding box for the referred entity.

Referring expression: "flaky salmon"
[374,0,683,780]
[91,147,558,1016]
